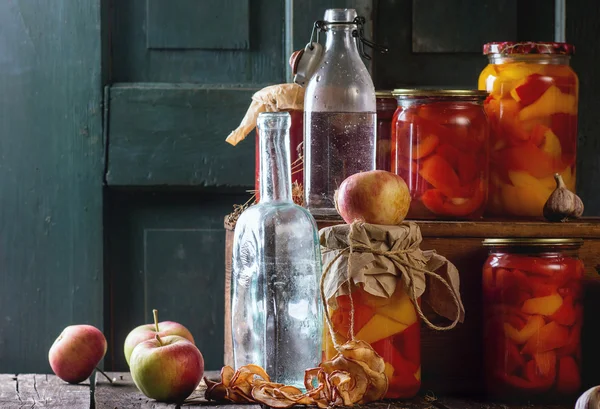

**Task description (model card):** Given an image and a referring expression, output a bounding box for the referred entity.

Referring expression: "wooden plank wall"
[0,0,104,372]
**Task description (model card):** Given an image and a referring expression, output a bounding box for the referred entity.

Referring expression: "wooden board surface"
[0,371,573,408]
[0,373,91,408]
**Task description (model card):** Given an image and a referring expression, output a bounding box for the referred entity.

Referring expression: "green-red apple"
[124,309,194,366]
[48,325,107,384]
[130,335,204,402]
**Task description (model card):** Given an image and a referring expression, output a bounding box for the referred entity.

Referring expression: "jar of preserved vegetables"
[391,89,489,219]
[376,90,397,171]
[482,238,583,400]
[479,42,578,218]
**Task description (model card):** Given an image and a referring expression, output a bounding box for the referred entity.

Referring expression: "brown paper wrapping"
[320,222,465,325]
[225,83,305,146]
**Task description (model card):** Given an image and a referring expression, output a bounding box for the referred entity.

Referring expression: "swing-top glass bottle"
[304,8,377,218]
[230,112,323,388]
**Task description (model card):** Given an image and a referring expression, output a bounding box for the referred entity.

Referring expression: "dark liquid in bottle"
[304,111,376,217]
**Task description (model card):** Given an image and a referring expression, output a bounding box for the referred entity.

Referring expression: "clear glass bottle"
[231,112,323,388]
[304,8,377,219]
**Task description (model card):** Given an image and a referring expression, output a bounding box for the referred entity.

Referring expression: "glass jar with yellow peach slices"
[479,42,578,218]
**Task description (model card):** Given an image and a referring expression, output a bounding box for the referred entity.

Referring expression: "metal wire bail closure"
[311,16,389,60]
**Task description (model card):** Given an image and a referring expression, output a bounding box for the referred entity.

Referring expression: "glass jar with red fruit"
[322,284,421,399]
[255,109,303,202]
[391,89,489,219]
[482,238,584,401]
[376,90,397,171]
[479,42,578,217]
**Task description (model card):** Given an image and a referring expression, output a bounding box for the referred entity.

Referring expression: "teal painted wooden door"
[0,0,104,373]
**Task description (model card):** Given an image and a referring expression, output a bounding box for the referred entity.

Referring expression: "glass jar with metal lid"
[376,90,397,171]
[482,238,584,400]
[391,89,489,220]
[479,42,578,218]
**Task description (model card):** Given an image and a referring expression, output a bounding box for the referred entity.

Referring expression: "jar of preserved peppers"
[479,42,578,217]
[376,90,397,171]
[322,284,421,399]
[255,109,303,202]
[482,238,584,400]
[391,89,489,219]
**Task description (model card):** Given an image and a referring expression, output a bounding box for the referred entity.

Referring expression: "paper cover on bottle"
[225,84,304,146]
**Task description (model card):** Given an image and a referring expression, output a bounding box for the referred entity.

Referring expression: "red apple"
[48,325,107,384]
[130,335,204,403]
[335,170,411,225]
[124,309,195,366]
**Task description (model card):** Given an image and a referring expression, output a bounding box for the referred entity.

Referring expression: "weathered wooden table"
[0,371,574,409]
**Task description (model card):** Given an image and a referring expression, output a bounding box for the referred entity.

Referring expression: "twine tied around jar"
[319,221,464,351]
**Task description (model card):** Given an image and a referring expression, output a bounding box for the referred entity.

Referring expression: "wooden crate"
[224,218,600,396]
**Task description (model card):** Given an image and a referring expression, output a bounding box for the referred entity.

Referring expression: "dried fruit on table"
[204,340,388,407]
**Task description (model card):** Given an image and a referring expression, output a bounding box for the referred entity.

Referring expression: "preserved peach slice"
[540,128,562,157]
[522,293,563,316]
[375,286,416,325]
[384,362,394,379]
[522,321,570,355]
[504,315,545,344]
[533,350,557,378]
[500,183,548,217]
[519,86,577,121]
[550,295,577,326]
[355,314,408,345]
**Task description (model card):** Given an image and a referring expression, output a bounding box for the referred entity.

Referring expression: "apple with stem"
[124,309,195,366]
[130,334,204,403]
[49,324,113,384]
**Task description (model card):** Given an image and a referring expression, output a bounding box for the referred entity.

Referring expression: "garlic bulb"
[543,173,584,222]
[576,386,600,409]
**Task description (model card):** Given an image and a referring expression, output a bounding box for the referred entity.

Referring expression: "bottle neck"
[324,25,361,57]
[258,118,292,203]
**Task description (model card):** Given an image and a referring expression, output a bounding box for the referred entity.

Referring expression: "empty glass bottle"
[304,8,377,218]
[231,112,323,388]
